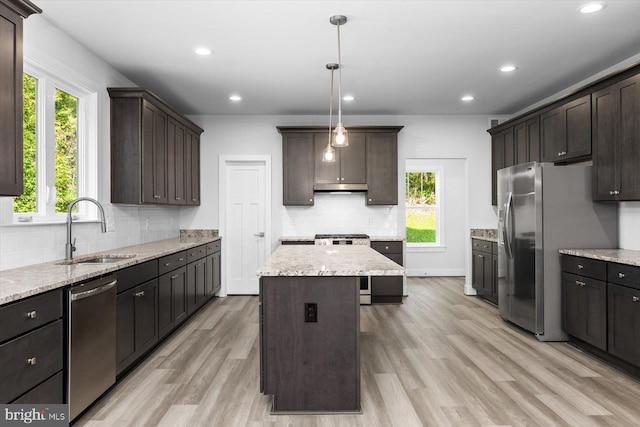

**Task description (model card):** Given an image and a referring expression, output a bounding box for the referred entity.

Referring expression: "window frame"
[6,60,99,225]
[405,162,444,248]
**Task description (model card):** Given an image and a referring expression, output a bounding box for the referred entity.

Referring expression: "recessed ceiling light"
[579,2,605,13]
[500,65,517,73]
[229,95,242,101]
[343,95,355,101]
[461,95,474,102]
[194,47,212,56]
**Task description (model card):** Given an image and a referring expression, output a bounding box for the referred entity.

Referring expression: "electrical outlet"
[106,218,116,232]
[304,303,318,323]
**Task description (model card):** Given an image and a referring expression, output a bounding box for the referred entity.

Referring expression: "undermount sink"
[57,254,137,265]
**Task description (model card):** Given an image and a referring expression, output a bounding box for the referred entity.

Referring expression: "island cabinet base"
[260,276,361,414]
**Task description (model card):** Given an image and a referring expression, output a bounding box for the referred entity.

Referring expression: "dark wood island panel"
[260,276,360,414]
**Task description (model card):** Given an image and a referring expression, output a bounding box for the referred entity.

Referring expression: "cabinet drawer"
[0,320,64,403]
[116,259,158,293]
[471,239,494,254]
[187,244,207,262]
[371,241,403,255]
[206,240,221,255]
[561,255,606,280]
[159,251,187,275]
[607,263,640,289]
[0,290,62,344]
[11,371,63,404]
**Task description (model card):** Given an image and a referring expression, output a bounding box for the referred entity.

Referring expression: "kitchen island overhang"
[257,245,405,414]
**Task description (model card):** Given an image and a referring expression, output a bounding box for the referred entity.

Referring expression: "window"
[10,62,98,223]
[405,164,442,246]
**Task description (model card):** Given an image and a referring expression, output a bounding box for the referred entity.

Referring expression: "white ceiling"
[37,0,640,116]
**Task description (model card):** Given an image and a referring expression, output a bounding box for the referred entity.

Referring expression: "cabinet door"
[0,4,23,196]
[283,133,314,205]
[491,132,505,205]
[205,254,215,299]
[186,129,201,205]
[608,283,640,365]
[541,95,591,162]
[527,116,541,163]
[366,133,398,205]
[116,289,136,373]
[514,122,528,165]
[314,132,340,185]
[490,254,499,305]
[617,74,640,200]
[134,279,159,358]
[340,132,366,184]
[187,259,206,315]
[141,101,168,204]
[167,118,186,205]
[158,272,174,339]
[562,273,606,350]
[196,258,206,307]
[592,85,617,200]
[503,128,515,168]
[472,251,486,295]
[173,266,188,326]
[213,251,221,294]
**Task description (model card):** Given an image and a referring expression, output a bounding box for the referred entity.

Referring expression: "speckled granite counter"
[370,236,405,242]
[257,245,405,277]
[559,249,640,267]
[0,235,221,305]
[279,236,405,243]
[470,229,498,242]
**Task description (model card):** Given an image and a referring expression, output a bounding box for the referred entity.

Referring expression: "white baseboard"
[464,284,477,295]
[406,268,466,277]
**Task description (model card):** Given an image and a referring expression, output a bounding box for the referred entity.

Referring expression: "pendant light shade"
[322,63,338,163]
[330,15,348,148]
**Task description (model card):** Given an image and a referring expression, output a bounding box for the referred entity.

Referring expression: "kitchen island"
[257,245,404,414]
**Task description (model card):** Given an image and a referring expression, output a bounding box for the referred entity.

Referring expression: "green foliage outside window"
[13,74,78,214]
[14,74,37,213]
[406,172,437,243]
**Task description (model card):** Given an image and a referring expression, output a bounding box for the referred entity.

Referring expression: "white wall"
[0,16,182,270]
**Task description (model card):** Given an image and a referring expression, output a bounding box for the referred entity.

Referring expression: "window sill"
[406,245,447,253]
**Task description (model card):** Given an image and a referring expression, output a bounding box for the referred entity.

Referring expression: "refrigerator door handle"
[503,191,514,260]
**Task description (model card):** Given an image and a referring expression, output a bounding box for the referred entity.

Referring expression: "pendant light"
[322,63,338,163]
[330,15,348,147]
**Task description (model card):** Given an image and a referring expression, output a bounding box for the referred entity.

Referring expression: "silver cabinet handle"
[26,310,37,319]
[385,246,389,250]
[309,198,313,202]
[619,272,625,279]
[633,296,640,302]
[153,195,161,199]
[558,151,567,156]
[171,274,179,280]
[336,177,340,181]
[192,198,198,202]
[341,177,344,181]
[575,280,586,287]
[368,198,372,202]
[577,264,584,269]
[478,255,484,259]
[609,190,615,196]
[135,291,145,298]
[179,257,184,261]
[254,232,265,237]
[26,357,37,366]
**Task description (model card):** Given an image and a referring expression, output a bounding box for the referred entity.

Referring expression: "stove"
[313,234,372,305]
[314,234,371,246]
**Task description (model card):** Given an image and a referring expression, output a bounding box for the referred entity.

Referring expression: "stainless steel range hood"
[313,183,368,192]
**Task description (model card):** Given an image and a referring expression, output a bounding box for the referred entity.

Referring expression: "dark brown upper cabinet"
[0,0,41,196]
[592,73,640,201]
[279,126,402,206]
[541,94,591,163]
[314,132,366,191]
[366,131,400,206]
[109,88,203,206]
[490,127,514,205]
[281,132,315,206]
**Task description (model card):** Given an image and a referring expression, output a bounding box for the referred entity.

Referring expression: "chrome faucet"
[65,197,107,260]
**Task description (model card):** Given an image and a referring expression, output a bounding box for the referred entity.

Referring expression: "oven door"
[360,276,371,305]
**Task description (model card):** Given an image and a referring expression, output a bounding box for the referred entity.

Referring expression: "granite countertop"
[559,249,640,267]
[257,245,405,277]
[0,235,221,306]
[279,236,405,242]
[470,229,498,242]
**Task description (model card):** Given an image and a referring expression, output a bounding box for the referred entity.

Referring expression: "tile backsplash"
[0,205,180,270]
[281,193,399,236]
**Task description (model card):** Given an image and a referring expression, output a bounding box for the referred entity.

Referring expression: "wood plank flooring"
[76,277,640,426]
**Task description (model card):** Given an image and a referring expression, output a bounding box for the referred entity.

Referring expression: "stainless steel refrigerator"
[497,162,618,341]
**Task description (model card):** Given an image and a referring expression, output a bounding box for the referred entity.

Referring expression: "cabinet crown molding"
[0,0,42,17]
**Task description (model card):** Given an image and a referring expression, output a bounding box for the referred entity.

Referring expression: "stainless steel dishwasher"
[68,274,117,421]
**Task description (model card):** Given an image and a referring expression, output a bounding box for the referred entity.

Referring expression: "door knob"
[254,232,265,237]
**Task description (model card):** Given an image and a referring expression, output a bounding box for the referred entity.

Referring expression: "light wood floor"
[76,277,640,426]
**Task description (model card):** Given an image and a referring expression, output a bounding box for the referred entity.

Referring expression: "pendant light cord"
[336,23,343,125]
[328,68,334,145]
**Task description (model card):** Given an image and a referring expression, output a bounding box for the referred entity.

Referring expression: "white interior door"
[225,160,267,295]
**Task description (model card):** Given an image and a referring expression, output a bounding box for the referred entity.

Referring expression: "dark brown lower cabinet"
[371,241,404,303]
[187,256,206,316]
[158,266,187,339]
[116,279,159,375]
[471,239,498,305]
[608,283,640,366]
[561,272,606,350]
